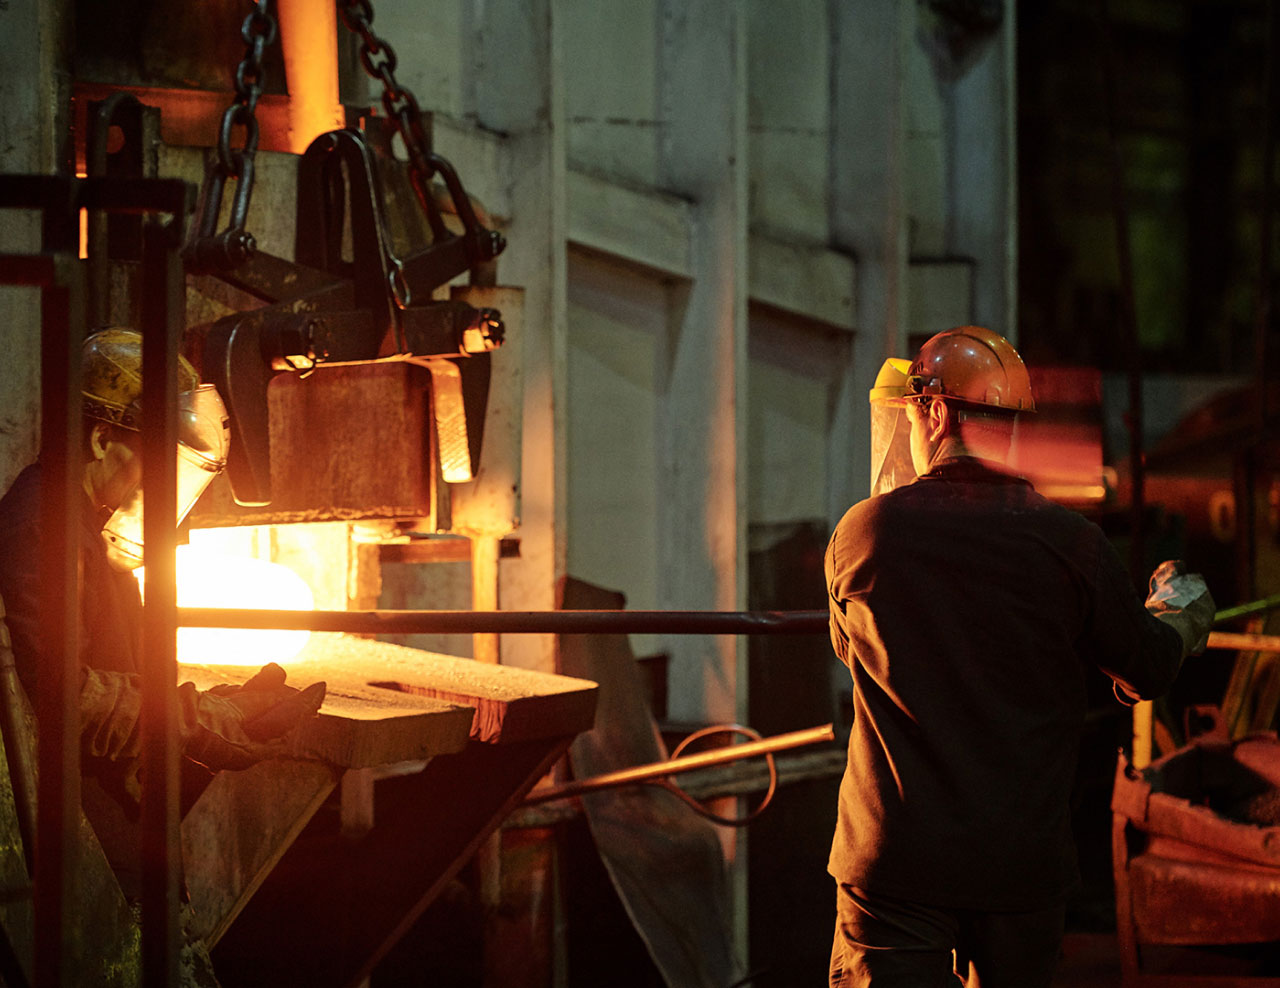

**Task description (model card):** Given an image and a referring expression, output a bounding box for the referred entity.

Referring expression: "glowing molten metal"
[138,545,315,666]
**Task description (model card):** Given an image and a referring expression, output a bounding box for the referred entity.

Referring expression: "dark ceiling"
[1018,0,1275,375]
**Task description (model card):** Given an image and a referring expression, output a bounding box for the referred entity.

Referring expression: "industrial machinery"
[0,2,558,984]
[0,4,841,985]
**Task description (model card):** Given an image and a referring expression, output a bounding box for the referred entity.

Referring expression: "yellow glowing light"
[77,168,88,260]
[137,546,315,666]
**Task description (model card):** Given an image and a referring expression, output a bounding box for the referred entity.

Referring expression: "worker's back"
[824,456,1182,910]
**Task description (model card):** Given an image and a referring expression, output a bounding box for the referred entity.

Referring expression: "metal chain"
[336,0,506,281]
[337,0,435,185]
[187,0,279,271]
[218,0,279,177]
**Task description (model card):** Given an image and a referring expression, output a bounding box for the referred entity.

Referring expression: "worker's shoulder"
[0,464,41,576]
[841,474,1097,529]
[0,463,45,538]
[0,463,40,517]
[827,490,926,556]
[991,483,1114,560]
[832,491,895,531]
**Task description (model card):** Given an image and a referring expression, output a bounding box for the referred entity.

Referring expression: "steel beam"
[35,252,84,988]
[139,220,184,988]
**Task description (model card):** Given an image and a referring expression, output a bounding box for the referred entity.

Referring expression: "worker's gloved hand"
[80,667,143,762]
[77,668,146,803]
[1146,559,1216,657]
[180,662,326,771]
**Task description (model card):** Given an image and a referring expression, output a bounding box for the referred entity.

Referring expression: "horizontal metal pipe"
[1206,630,1280,654]
[521,723,837,805]
[178,607,831,635]
[178,609,1280,654]
[1213,593,1280,625]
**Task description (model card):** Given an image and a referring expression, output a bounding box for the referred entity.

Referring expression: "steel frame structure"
[0,172,191,988]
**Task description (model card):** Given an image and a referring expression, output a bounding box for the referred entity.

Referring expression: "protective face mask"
[100,385,230,570]
[869,402,917,497]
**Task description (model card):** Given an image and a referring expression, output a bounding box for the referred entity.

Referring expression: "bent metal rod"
[520,723,837,806]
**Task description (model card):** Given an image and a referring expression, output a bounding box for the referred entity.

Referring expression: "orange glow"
[74,83,294,153]
[77,167,88,260]
[138,543,315,666]
[277,0,345,154]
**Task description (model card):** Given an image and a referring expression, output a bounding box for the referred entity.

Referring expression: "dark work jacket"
[0,463,143,696]
[0,463,147,888]
[824,457,1183,910]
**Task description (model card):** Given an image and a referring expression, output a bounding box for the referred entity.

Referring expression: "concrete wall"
[564,251,664,657]
[746,0,831,242]
[0,0,67,493]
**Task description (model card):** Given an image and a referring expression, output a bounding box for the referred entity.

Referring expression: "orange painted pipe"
[277,0,345,153]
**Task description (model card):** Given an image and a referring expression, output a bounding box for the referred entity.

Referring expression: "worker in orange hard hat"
[0,328,325,897]
[868,324,1034,496]
[825,326,1215,987]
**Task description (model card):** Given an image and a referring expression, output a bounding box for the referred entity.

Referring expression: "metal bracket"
[198,121,506,507]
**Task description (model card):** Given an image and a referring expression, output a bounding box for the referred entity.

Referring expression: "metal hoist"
[180,0,508,507]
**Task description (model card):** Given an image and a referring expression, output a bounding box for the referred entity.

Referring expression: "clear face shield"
[868,358,917,497]
[869,402,917,497]
[102,385,231,570]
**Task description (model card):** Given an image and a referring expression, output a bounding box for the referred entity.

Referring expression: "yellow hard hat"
[82,328,199,431]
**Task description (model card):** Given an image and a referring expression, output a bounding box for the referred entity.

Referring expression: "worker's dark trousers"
[829,883,1064,988]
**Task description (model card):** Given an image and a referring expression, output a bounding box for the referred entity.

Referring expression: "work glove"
[80,667,144,762]
[1145,559,1216,658]
[180,662,326,772]
[77,668,145,804]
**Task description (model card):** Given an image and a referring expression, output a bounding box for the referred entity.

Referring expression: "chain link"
[336,0,506,276]
[187,0,278,271]
[338,0,435,183]
[218,0,278,176]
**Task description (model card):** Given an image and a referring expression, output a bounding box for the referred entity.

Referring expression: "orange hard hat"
[904,325,1035,412]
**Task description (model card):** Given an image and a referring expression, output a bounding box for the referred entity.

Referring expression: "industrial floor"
[1054,933,1124,987]
[1052,932,1280,986]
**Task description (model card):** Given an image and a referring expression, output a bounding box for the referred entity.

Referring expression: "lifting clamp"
[197,123,506,505]
[187,0,507,507]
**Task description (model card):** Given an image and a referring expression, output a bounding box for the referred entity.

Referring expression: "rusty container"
[1112,733,1280,982]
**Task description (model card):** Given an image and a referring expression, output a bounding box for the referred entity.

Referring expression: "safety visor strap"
[82,397,142,432]
[905,374,943,399]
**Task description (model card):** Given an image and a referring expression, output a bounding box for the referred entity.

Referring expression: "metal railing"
[0,173,190,988]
